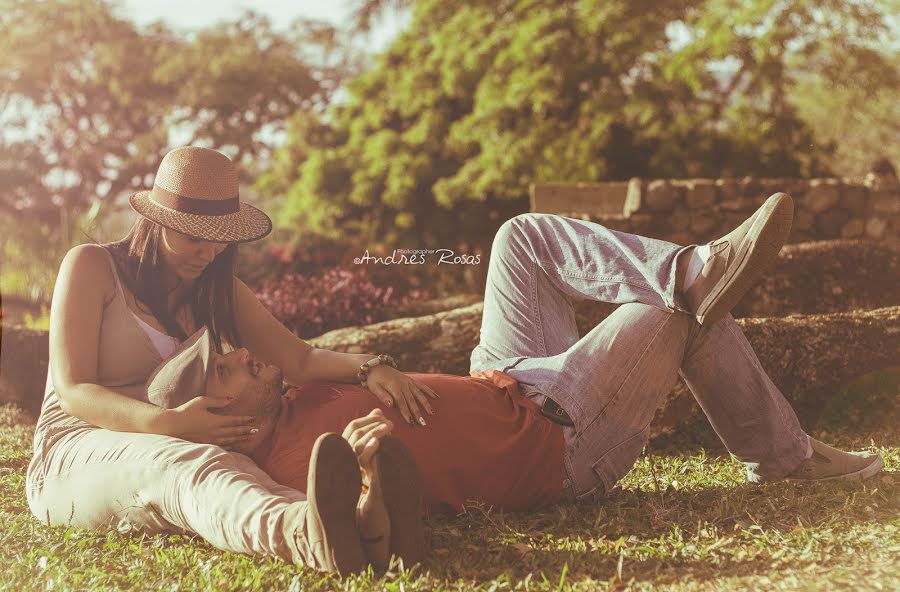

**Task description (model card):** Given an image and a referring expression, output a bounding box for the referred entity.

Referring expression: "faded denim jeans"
[469,213,810,502]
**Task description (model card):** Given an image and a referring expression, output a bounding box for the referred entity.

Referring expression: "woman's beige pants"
[26,427,314,564]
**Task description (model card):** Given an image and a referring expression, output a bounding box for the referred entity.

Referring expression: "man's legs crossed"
[469,212,817,498]
[498,303,811,500]
[470,212,692,374]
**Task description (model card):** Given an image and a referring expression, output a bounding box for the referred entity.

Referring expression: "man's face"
[205,347,283,399]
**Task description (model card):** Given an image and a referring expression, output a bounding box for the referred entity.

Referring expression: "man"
[147,329,569,517]
[147,315,883,517]
[144,329,426,572]
[147,194,884,558]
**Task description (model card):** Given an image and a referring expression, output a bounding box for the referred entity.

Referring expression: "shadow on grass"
[650,365,900,455]
[423,471,897,583]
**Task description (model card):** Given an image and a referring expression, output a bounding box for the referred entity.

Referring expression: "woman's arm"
[233,278,440,425]
[50,245,255,445]
[233,277,376,385]
[50,245,167,431]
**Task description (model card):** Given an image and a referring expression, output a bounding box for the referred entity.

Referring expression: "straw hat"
[129,146,272,243]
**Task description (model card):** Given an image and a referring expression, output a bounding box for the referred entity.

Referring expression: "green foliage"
[268,0,897,254]
[0,0,334,218]
[0,0,358,303]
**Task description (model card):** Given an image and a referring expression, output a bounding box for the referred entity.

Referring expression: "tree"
[269,0,896,289]
[0,0,336,220]
[663,0,898,177]
[0,0,356,301]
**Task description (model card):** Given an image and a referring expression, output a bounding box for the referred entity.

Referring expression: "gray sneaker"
[785,438,884,482]
[683,192,794,325]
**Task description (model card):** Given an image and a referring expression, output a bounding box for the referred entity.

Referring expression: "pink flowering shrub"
[255,265,430,338]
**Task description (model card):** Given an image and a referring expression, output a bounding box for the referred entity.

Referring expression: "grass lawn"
[1,369,897,591]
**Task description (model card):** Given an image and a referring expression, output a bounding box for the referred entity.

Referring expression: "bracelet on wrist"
[357,354,399,388]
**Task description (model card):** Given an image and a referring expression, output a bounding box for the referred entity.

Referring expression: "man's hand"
[341,408,394,477]
[344,409,393,569]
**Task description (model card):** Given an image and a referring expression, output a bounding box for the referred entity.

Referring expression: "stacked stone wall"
[531,177,899,249]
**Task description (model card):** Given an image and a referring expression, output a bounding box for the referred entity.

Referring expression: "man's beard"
[267,366,284,391]
[260,366,286,418]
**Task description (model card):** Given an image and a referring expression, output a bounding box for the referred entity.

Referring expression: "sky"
[115,0,410,53]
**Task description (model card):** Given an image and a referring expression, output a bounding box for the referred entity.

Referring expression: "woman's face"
[160,227,228,280]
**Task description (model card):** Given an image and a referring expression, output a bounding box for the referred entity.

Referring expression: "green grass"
[1,370,897,592]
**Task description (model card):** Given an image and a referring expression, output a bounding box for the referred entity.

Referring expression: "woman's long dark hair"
[103,218,241,354]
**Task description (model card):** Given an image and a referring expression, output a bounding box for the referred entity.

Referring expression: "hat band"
[151,186,240,215]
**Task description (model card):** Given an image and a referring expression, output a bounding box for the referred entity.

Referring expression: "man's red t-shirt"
[250,370,565,516]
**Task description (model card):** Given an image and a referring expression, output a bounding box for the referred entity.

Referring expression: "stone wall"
[531,177,900,249]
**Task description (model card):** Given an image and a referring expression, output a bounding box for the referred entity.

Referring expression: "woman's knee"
[28,461,173,532]
[28,433,236,529]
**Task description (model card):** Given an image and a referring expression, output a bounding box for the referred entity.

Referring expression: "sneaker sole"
[787,455,885,482]
[308,433,367,575]
[375,436,426,567]
[695,193,794,326]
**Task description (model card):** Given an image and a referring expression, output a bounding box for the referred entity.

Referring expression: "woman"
[24,146,435,574]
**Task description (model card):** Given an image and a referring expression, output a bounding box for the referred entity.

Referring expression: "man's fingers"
[342,412,385,438]
[350,423,390,459]
[349,420,383,447]
[343,415,371,432]
[348,420,390,454]
[357,435,381,467]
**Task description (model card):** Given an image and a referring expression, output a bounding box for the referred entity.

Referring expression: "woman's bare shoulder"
[59,243,117,303]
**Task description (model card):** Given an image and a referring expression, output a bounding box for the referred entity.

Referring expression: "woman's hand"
[165,395,257,449]
[364,365,439,427]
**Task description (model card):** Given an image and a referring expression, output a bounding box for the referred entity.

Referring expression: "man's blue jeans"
[469,213,810,502]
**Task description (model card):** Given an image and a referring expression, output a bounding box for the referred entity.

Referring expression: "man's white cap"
[145,327,213,409]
